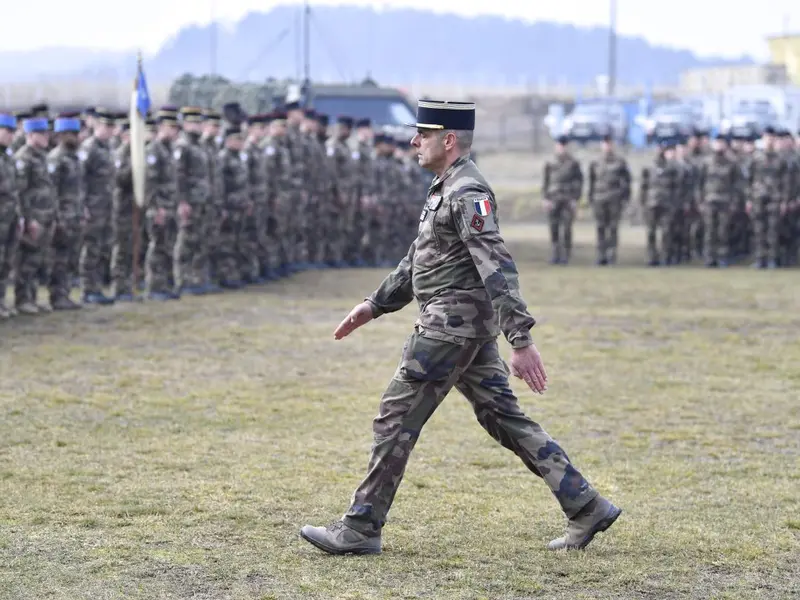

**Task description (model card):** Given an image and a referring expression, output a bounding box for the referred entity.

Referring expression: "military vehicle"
[167,75,416,132]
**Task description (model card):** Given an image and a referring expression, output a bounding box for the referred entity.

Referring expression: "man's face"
[663,148,675,161]
[0,128,12,146]
[357,126,373,143]
[270,121,287,138]
[555,142,566,155]
[762,133,775,150]
[29,131,48,148]
[248,123,265,140]
[203,122,220,138]
[712,139,726,153]
[226,134,244,151]
[287,109,303,125]
[337,124,351,140]
[94,122,113,140]
[411,129,447,170]
[183,121,202,135]
[601,140,612,154]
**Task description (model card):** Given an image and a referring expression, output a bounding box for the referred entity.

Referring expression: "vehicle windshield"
[734,101,775,116]
[572,104,611,116]
[653,105,689,117]
[311,96,416,127]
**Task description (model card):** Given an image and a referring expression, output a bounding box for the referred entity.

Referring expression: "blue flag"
[135,62,151,119]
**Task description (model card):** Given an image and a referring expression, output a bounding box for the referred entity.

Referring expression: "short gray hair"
[440,129,474,153]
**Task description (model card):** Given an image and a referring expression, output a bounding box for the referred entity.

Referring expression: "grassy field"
[1,220,799,600]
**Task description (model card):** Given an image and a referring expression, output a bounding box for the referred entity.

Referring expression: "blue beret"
[54,118,81,133]
[0,114,16,129]
[23,117,49,133]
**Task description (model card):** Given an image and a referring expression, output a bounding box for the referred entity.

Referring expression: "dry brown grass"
[1,217,798,599]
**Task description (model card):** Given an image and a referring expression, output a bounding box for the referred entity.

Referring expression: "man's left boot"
[547,495,622,551]
[300,520,381,555]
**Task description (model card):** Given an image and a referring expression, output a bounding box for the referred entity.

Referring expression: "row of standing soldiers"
[542,129,800,268]
[0,102,430,318]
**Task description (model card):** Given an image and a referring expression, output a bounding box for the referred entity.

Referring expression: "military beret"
[316,113,329,127]
[223,124,242,137]
[284,100,302,111]
[303,108,316,118]
[30,103,49,117]
[601,133,613,142]
[374,133,394,145]
[270,110,287,121]
[337,116,354,128]
[762,126,776,135]
[248,113,269,124]
[355,117,371,128]
[93,108,116,126]
[0,113,17,130]
[555,135,569,145]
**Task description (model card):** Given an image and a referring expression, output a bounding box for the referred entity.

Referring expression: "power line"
[308,8,351,82]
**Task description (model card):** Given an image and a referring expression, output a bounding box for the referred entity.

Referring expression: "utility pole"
[210,0,218,75]
[608,0,617,97]
[303,0,311,85]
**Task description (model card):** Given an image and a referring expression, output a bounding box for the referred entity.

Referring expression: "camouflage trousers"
[144,214,177,295]
[702,203,731,263]
[111,218,137,296]
[547,201,576,261]
[361,214,387,266]
[14,228,54,306]
[0,218,19,303]
[592,201,622,262]
[50,222,82,301]
[645,205,680,264]
[80,218,113,294]
[215,211,246,283]
[175,213,208,289]
[751,199,781,262]
[342,326,598,535]
[239,212,260,281]
[778,205,799,266]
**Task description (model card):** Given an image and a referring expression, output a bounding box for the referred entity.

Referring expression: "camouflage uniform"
[730,145,754,260]
[341,155,597,536]
[201,134,222,285]
[47,142,84,307]
[542,153,583,264]
[175,132,212,291]
[0,143,20,317]
[698,149,738,265]
[687,146,708,259]
[14,143,57,312]
[144,137,179,297]
[306,133,330,267]
[78,136,115,300]
[588,152,631,264]
[779,143,799,266]
[326,135,355,266]
[640,156,680,265]
[674,155,698,263]
[369,151,398,266]
[242,138,266,282]
[286,126,310,268]
[110,140,140,298]
[749,148,789,267]
[263,135,292,276]
[217,146,250,286]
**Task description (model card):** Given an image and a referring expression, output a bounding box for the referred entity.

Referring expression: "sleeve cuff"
[365,298,384,318]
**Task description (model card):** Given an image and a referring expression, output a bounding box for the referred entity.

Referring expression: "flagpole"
[131,50,143,296]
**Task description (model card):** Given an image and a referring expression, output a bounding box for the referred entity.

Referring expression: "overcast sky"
[3,0,798,60]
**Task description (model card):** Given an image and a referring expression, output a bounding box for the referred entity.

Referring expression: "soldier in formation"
[555,127,799,268]
[0,100,430,320]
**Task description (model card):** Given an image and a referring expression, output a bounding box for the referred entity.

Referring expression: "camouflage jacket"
[588,153,631,205]
[145,138,178,212]
[676,159,699,207]
[780,149,800,203]
[262,136,292,213]
[367,154,536,348]
[351,140,376,197]
[47,144,84,223]
[326,137,355,203]
[749,149,789,205]
[543,153,583,203]
[218,147,249,212]
[639,158,680,208]
[699,151,739,205]
[0,145,20,224]
[176,132,211,210]
[78,136,115,219]
[14,143,56,225]
[243,139,268,209]
[113,140,134,219]
[202,135,223,214]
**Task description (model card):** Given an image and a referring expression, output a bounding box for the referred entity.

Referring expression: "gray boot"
[300,520,381,555]
[547,495,621,551]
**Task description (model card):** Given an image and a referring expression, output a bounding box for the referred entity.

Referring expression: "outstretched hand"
[510,344,548,394]
[333,302,374,340]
